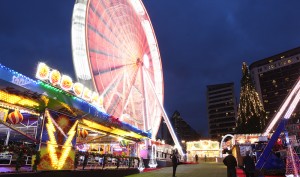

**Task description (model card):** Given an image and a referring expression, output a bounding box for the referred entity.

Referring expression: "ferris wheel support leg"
[143,67,184,156]
[255,119,287,171]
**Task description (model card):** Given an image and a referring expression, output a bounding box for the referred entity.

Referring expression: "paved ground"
[126,162,229,177]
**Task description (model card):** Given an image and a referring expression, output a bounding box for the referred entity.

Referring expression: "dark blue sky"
[1,1,300,137]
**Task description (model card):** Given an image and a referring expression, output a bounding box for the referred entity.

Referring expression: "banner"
[38,109,78,170]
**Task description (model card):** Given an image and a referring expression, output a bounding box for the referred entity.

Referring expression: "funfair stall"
[186,140,219,162]
[0,63,150,171]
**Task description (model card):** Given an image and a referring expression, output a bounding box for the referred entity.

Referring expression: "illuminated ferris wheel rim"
[71,0,164,138]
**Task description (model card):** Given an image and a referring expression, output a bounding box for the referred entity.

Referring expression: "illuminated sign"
[49,70,61,86]
[39,109,78,170]
[36,63,104,111]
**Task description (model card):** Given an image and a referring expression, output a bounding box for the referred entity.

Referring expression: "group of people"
[171,148,256,177]
[194,154,206,163]
[223,150,256,177]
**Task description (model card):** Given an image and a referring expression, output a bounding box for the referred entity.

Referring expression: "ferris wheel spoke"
[89,48,122,59]
[102,66,136,115]
[93,63,135,77]
[96,72,122,96]
[123,84,142,121]
[89,2,114,34]
[88,21,134,60]
[108,64,141,115]
[104,74,125,115]
[101,1,135,57]
[89,1,134,59]
[88,24,117,48]
[131,86,144,127]
[114,26,138,59]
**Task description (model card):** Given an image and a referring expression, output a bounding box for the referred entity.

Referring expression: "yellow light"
[45,110,78,169]
[80,119,146,139]
[0,101,39,116]
[60,75,73,91]
[73,82,84,97]
[91,92,99,104]
[59,102,76,116]
[46,110,59,169]
[0,90,39,108]
[49,69,61,86]
[57,120,78,169]
[36,62,50,80]
[41,95,49,106]
[81,119,112,132]
[82,87,92,102]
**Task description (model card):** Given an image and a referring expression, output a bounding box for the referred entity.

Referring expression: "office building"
[249,46,300,128]
[207,83,237,140]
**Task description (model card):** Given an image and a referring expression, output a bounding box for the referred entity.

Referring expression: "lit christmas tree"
[236,62,266,134]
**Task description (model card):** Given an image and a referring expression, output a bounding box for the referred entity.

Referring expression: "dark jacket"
[243,155,255,172]
[171,154,178,166]
[223,154,237,169]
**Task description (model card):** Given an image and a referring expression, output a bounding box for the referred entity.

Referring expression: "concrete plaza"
[126,162,229,177]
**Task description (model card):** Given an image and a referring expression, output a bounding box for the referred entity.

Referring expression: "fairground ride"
[71,0,183,155]
[255,77,300,172]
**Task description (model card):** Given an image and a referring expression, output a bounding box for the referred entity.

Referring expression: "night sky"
[1,1,300,137]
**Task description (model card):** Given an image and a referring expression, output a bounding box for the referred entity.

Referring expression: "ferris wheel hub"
[136,58,142,66]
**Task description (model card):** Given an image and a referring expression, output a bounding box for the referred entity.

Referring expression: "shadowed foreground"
[126,162,228,177]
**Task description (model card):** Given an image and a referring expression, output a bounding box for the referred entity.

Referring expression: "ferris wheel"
[71,0,164,139]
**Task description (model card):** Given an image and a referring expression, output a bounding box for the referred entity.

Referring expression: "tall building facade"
[207,83,237,140]
[249,47,300,129]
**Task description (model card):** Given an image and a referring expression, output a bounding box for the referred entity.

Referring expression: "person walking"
[82,153,89,170]
[223,150,237,177]
[195,154,199,163]
[243,151,256,177]
[170,149,179,177]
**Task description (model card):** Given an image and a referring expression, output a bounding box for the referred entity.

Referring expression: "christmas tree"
[236,62,266,134]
